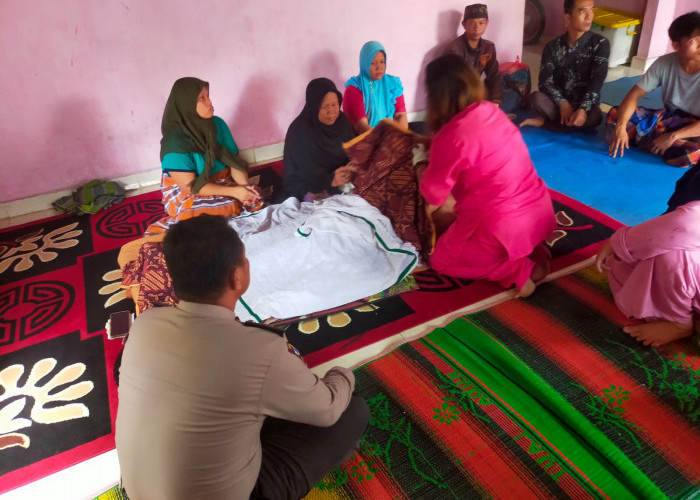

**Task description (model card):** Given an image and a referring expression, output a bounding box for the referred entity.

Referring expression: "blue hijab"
[346,41,403,127]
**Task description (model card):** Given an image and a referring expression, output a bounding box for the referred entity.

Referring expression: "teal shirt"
[161,116,239,175]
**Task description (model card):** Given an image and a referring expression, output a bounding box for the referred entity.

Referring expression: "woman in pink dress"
[418,54,556,296]
[595,201,700,347]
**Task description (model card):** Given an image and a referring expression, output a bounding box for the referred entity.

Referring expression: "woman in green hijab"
[146,77,261,235]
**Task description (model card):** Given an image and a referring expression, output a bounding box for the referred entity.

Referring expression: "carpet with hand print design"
[0,165,284,495]
[303,267,700,499]
[0,180,619,495]
[0,192,165,494]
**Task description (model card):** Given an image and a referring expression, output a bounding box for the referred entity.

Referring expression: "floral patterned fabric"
[145,169,245,236]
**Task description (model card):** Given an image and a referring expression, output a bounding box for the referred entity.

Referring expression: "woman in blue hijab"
[344,41,408,134]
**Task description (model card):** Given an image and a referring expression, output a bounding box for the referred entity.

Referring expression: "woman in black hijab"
[279,78,355,201]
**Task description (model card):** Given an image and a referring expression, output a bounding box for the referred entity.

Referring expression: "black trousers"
[527,90,602,132]
[667,160,700,213]
[251,394,369,500]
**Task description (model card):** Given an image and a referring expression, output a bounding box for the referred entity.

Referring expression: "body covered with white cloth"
[232,195,418,322]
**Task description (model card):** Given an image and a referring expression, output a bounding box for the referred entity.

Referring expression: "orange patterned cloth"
[145,169,245,235]
[345,119,434,258]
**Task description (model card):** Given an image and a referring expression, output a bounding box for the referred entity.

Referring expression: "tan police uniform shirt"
[115,300,354,500]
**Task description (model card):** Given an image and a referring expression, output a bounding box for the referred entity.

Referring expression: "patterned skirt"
[607,106,700,168]
[145,169,246,235]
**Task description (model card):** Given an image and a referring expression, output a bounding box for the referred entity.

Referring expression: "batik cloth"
[145,169,245,235]
[120,241,176,315]
[344,120,433,258]
[607,105,700,168]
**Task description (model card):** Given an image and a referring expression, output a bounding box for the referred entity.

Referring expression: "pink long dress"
[420,101,555,289]
[605,201,700,324]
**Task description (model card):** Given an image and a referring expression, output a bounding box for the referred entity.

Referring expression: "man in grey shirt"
[115,214,368,500]
[608,11,700,168]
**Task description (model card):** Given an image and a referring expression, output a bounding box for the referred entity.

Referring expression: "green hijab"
[160,77,248,193]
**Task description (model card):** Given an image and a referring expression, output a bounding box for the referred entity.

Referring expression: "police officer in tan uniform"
[116,215,369,500]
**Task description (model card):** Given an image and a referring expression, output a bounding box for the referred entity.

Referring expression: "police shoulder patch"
[243,320,285,337]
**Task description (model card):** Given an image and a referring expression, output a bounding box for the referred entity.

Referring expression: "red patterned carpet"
[0,194,164,493]
[0,184,619,494]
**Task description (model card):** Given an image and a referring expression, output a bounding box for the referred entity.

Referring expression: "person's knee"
[527,92,556,120]
[323,395,369,470]
[526,91,543,110]
[586,106,603,128]
[344,395,370,438]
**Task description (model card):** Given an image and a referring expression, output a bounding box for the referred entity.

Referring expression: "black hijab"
[160,77,248,193]
[281,78,354,200]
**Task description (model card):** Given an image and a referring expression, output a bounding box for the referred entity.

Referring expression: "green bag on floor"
[53,179,126,215]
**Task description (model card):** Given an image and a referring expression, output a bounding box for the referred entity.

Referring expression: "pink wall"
[635,0,697,63]
[0,0,524,202]
[541,0,648,36]
[671,0,700,51]
[636,0,678,60]
[675,0,699,17]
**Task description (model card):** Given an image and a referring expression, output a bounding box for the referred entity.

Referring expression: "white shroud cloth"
[231,195,417,322]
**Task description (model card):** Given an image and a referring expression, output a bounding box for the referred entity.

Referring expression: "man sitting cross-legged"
[521,0,609,131]
[608,11,700,168]
[115,214,369,500]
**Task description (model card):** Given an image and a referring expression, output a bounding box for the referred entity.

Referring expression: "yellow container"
[592,7,643,67]
[594,7,641,30]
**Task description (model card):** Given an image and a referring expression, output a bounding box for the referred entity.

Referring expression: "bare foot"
[623,321,693,347]
[514,278,536,298]
[520,116,545,128]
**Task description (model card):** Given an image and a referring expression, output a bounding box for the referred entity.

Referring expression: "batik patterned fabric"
[145,169,244,235]
[607,106,700,168]
[120,241,177,315]
[539,31,610,111]
[345,119,433,258]
[304,268,700,499]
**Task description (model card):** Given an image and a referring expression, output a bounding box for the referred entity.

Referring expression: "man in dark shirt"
[444,3,503,104]
[521,0,610,131]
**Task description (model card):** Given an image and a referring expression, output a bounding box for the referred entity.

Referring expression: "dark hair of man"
[563,0,576,15]
[163,215,245,302]
[426,54,485,132]
[668,11,700,43]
